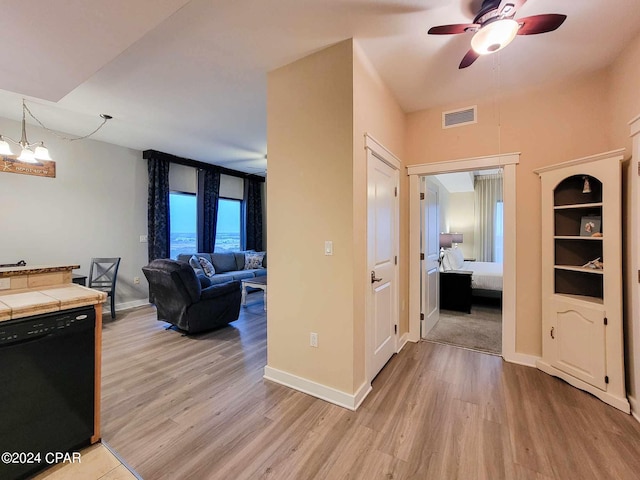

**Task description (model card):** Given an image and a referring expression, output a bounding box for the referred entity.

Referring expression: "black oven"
[0,306,95,479]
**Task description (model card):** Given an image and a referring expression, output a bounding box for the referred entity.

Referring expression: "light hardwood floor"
[101,298,640,479]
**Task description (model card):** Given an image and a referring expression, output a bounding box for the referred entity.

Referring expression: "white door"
[367,151,399,381]
[421,181,440,337]
[550,298,607,390]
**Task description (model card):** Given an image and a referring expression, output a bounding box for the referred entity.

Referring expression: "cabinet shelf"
[554,293,605,306]
[555,235,603,241]
[554,265,604,274]
[554,202,603,210]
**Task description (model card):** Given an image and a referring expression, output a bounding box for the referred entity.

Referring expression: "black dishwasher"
[0,306,95,480]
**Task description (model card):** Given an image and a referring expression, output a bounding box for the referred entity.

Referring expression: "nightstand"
[440,270,472,313]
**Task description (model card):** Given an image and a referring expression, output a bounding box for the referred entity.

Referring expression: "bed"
[441,248,503,301]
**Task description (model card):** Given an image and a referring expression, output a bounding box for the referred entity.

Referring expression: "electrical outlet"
[310,332,318,347]
[133,276,140,284]
[139,235,148,243]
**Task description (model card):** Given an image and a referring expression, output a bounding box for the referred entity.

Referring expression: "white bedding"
[461,261,503,291]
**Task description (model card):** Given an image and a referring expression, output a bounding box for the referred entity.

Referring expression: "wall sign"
[1,155,56,178]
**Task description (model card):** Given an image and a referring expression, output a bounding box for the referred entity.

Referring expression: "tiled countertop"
[0,284,107,321]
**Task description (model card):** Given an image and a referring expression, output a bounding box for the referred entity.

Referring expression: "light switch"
[140,235,148,243]
[324,241,333,256]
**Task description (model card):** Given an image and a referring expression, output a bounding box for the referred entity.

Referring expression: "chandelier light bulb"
[471,19,520,55]
[34,143,52,161]
[18,147,37,163]
[0,137,13,156]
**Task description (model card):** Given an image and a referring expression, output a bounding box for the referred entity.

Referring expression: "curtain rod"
[143,149,265,182]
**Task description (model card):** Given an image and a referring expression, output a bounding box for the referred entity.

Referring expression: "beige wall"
[352,41,406,389]
[267,39,406,395]
[445,191,475,259]
[406,70,612,355]
[610,33,640,408]
[0,116,149,309]
[267,40,355,393]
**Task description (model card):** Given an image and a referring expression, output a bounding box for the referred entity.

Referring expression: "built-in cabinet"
[535,149,629,413]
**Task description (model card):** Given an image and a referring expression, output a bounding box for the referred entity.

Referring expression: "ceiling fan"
[428,0,567,69]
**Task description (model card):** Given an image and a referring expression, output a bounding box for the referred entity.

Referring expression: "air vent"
[442,106,477,129]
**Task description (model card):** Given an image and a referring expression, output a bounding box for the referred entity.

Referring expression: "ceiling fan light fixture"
[471,19,520,55]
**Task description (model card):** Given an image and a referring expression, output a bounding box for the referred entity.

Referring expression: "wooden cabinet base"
[536,359,630,413]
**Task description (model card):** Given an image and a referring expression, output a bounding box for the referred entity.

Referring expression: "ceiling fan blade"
[517,14,567,35]
[428,24,476,35]
[459,49,480,69]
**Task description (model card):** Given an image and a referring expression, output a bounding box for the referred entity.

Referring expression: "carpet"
[425,304,502,355]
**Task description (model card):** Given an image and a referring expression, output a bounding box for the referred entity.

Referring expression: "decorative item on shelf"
[0,99,112,164]
[582,176,592,194]
[582,257,604,270]
[580,215,601,236]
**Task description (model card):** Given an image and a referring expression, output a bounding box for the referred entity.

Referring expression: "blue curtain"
[147,156,170,261]
[199,169,220,252]
[244,178,263,251]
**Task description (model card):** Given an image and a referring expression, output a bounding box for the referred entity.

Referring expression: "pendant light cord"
[23,101,111,142]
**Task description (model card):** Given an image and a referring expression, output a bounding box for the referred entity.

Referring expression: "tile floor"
[32,443,138,480]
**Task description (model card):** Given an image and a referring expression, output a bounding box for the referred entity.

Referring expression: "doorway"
[422,169,504,355]
[408,153,520,362]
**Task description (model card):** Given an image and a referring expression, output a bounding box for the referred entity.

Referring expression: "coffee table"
[241,276,267,311]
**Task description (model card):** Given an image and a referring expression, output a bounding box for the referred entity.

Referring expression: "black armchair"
[142,259,241,333]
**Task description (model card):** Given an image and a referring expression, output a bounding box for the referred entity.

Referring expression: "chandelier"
[0,100,112,163]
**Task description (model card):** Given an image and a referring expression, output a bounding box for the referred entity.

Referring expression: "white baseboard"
[264,366,372,411]
[105,299,150,313]
[397,332,412,352]
[629,396,640,423]
[503,351,540,368]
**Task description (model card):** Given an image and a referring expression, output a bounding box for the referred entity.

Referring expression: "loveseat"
[142,258,241,333]
[177,251,266,284]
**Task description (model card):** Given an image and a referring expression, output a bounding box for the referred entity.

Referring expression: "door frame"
[365,133,400,384]
[407,152,521,363]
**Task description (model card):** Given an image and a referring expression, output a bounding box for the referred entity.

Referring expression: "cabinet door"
[550,298,606,390]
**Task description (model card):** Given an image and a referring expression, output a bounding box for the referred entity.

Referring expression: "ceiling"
[1,0,639,175]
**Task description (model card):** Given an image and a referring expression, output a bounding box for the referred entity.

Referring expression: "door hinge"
[420,253,425,260]
[420,192,425,200]
[638,162,640,176]
[394,324,398,334]
[638,270,640,283]
[394,255,397,265]
[604,317,608,326]
[420,313,424,320]
[394,186,398,197]
[605,375,609,384]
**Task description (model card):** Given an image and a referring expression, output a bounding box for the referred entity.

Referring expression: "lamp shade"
[18,148,37,163]
[34,144,52,161]
[471,19,519,55]
[452,233,463,244]
[439,233,453,248]
[0,138,13,156]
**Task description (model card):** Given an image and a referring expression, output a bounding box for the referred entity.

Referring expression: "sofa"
[142,259,241,333]
[176,251,266,284]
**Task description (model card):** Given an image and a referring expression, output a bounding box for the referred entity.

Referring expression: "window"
[214,198,242,252]
[169,192,197,259]
[494,201,504,263]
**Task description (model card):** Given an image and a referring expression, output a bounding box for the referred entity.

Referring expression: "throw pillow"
[244,252,265,270]
[196,256,216,277]
[188,255,201,271]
